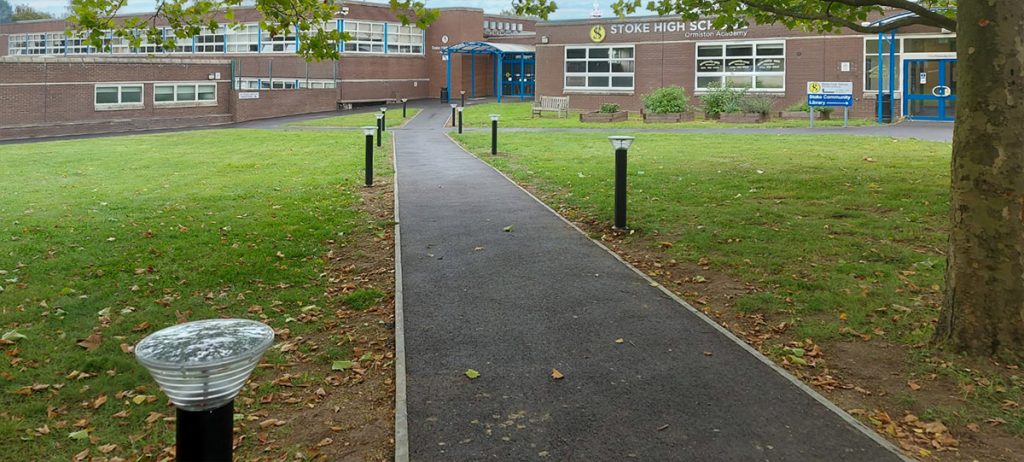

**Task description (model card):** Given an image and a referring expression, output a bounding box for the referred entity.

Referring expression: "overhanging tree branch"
[743,0,954,33]
[818,0,956,30]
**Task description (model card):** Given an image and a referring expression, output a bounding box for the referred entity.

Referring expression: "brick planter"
[580,111,628,123]
[778,111,830,120]
[719,112,769,123]
[642,112,696,123]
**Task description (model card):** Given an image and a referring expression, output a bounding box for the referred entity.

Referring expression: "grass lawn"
[0,129,395,460]
[452,131,1024,446]
[290,108,421,128]
[460,102,875,129]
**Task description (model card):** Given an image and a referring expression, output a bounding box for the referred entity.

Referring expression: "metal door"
[903,59,956,121]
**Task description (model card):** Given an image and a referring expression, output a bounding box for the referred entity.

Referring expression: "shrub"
[785,101,835,114]
[599,103,620,113]
[785,102,811,112]
[700,83,747,116]
[642,86,690,113]
[740,95,777,115]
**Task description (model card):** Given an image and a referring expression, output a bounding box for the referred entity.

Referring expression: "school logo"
[589,25,606,42]
[808,82,823,94]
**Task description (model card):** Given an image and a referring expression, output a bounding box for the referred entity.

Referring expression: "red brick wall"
[232,89,338,122]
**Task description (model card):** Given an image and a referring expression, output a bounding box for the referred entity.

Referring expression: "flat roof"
[0,56,232,65]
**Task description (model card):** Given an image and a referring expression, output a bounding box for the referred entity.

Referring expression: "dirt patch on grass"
[520,184,1024,462]
[233,178,396,461]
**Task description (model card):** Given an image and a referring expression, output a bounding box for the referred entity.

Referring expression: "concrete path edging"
[442,131,912,462]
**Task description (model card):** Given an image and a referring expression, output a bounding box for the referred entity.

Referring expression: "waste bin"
[879,93,893,123]
[440,87,449,103]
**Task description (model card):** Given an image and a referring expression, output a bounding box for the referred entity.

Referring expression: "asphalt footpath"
[395,104,906,461]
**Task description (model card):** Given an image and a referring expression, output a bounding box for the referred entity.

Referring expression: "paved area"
[395,104,906,460]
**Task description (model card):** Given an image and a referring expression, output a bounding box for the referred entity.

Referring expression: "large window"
[95,84,144,110]
[695,41,785,91]
[864,39,901,92]
[343,21,385,53]
[260,27,297,53]
[195,28,225,53]
[564,46,634,91]
[154,83,217,105]
[227,24,260,53]
[386,23,424,54]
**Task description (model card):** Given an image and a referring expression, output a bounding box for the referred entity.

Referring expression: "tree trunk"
[935,0,1024,361]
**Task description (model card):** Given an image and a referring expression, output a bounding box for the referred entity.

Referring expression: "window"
[260,27,297,53]
[387,23,424,54]
[153,83,217,105]
[564,46,634,91]
[227,24,260,53]
[95,84,144,109]
[195,28,225,53]
[696,41,785,91]
[864,38,901,92]
[343,21,384,53]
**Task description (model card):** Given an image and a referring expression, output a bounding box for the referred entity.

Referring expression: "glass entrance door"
[904,59,956,121]
[501,53,535,100]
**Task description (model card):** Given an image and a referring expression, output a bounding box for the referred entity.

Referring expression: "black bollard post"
[450,104,457,127]
[402,98,408,118]
[380,107,387,132]
[458,107,463,134]
[490,114,499,155]
[364,127,375,187]
[460,89,466,107]
[376,115,383,148]
[608,136,635,229]
[176,402,234,461]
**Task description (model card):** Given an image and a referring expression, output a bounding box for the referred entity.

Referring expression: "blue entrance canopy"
[443,41,536,103]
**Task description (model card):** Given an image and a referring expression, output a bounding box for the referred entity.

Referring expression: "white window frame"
[386,23,424,55]
[94,84,145,111]
[563,45,635,93]
[153,82,218,107]
[342,20,385,53]
[694,40,786,93]
[863,34,956,96]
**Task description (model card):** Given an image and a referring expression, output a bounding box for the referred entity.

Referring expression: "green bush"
[700,83,747,116]
[741,95,777,115]
[785,101,835,114]
[642,86,690,113]
[599,103,620,113]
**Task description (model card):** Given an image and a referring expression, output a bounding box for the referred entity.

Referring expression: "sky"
[31,0,608,20]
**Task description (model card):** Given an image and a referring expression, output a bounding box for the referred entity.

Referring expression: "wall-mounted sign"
[441,35,449,44]
[807,81,853,107]
[600,18,748,40]
[726,59,752,72]
[840,61,851,72]
[698,59,723,72]
[589,25,606,42]
[238,92,259,100]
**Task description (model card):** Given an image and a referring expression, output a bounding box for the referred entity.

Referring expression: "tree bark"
[936,0,1024,360]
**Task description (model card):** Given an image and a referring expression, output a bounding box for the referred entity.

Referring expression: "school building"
[0,4,955,140]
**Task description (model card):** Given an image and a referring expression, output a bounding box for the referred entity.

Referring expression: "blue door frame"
[903,58,957,121]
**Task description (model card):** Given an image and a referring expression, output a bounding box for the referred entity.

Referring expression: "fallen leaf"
[132,395,148,405]
[2,330,27,342]
[503,225,514,233]
[92,394,108,409]
[68,429,89,440]
[465,369,480,379]
[317,438,333,447]
[98,444,117,454]
[331,360,353,371]
[551,369,564,380]
[614,338,624,344]
[76,333,102,351]
[703,351,714,357]
[908,381,922,391]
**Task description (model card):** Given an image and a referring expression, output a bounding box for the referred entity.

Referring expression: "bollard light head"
[490,114,500,122]
[135,319,274,412]
[456,106,464,113]
[380,107,387,113]
[401,98,408,103]
[460,90,466,95]
[376,113,384,120]
[362,126,376,136]
[450,103,458,109]
[608,136,635,151]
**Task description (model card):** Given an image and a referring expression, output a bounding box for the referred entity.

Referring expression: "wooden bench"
[532,96,569,118]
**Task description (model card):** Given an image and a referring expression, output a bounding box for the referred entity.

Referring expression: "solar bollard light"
[376,113,383,147]
[608,136,635,229]
[450,103,458,127]
[135,319,274,462]
[401,98,408,118]
[363,126,376,186]
[490,114,500,155]
[457,107,464,134]
[379,107,387,132]
[460,89,466,107]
